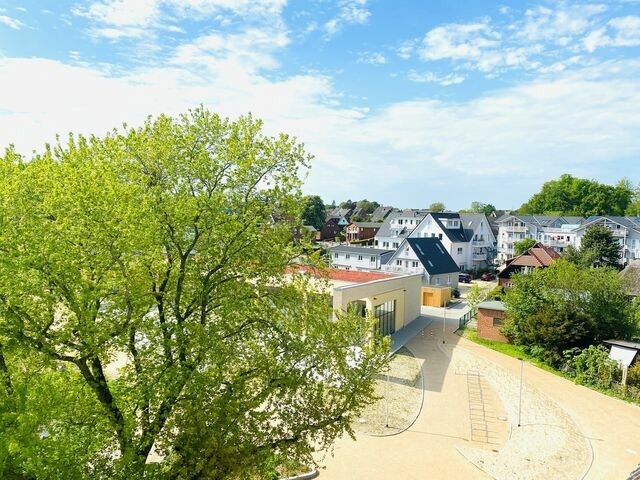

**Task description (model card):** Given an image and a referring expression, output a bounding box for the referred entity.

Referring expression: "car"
[480,272,496,281]
[458,273,471,283]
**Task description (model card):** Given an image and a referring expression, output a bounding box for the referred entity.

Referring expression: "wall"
[477,307,508,343]
[332,273,422,332]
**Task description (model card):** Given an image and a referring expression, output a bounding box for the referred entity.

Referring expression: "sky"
[1,0,639,210]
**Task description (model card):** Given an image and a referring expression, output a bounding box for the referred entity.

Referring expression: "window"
[438,233,443,240]
[492,317,504,326]
[431,233,436,237]
[358,255,363,261]
[412,261,419,268]
[333,253,339,258]
[393,242,399,248]
[374,300,396,336]
[457,247,463,254]
[383,242,389,247]
[370,256,376,262]
[345,254,350,259]
[398,219,403,225]
[396,259,402,266]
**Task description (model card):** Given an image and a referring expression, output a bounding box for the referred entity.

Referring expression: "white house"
[330,245,394,271]
[574,216,640,265]
[408,212,496,271]
[374,209,428,250]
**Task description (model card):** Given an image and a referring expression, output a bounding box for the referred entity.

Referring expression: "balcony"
[503,225,527,233]
[471,239,488,247]
[472,253,487,261]
[382,265,424,275]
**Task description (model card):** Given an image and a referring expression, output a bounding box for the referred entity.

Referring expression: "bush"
[627,362,640,387]
[569,345,621,389]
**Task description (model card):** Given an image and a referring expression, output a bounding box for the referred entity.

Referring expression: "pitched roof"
[330,245,393,255]
[430,212,468,242]
[348,222,383,229]
[370,206,394,221]
[406,237,460,275]
[459,213,490,241]
[498,242,559,278]
[578,216,640,234]
[619,260,640,296]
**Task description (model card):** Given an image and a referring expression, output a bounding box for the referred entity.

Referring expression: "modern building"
[383,237,460,286]
[329,245,393,271]
[374,209,428,250]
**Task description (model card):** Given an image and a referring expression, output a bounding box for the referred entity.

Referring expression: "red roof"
[288,265,395,283]
[509,243,559,268]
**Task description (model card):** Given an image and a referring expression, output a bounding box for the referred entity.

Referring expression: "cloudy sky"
[1,0,639,210]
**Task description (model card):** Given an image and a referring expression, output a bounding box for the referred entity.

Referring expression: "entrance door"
[374,300,396,336]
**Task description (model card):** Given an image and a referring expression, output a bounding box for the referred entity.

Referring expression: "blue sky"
[1,0,639,210]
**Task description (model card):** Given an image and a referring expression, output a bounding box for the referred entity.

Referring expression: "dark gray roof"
[407,238,459,275]
[430,213,468,243]
[370,206,394,221]
[460,213,490,241]
[348,222,383,229]
[578,216,640,234]
[478,300,507,312]
[604,339,640,350]
[330,245,393,256]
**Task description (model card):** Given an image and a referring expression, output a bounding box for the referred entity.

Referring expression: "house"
[374,209,428,250]
[329,245,393,271]
[345,222,381,244]
[294,225,317,241]
[476,300,508,343]
[619,260,640,297]
[325,207,353,227]
[574,216,640,266]
[495,214,585,263]
[498,242,560,287]
[316,218,341,241]
[382,237,460,286]
[370,205,394,222]
[408,212,496,271]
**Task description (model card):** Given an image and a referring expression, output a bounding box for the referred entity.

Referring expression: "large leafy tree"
[565,224,622,269]
[300,195,326,229]
[519,174,633,216]
[513,238,537,256]
[502,259,637,365]
[0,109,388,480]
[427,202,446,212]
[460,201,496,215]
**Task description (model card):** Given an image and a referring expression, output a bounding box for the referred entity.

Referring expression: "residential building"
[383,237,460,286]
[345,222,381,244]
[495,214,585,262]
[476,301,508,343]
[408,212,496,271]
[316,218,341,241]
[329,245,393,271]
[497,242,560,287]
[370,205,394,222]
[374,209,428,250]
[574,216,640,265]
[619,260,640,297]
[325,207,353,227]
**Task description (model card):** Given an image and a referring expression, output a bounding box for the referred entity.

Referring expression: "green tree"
[466,284,488,316]
[513,238,537,256]
[519,174,633,216]
[0,110,389,479]
[460,201,496,215]
[502,259,637,365]
[301,195,327,229]
[579,224,622,269]
[355,199,380,215]
[427,202,445,212]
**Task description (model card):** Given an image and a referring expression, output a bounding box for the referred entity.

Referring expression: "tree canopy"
[0,109,388,480]
[427,202,446,213]
[301,195,326,229]
[502,259,637,365]
[513,238,537,256]
[519,174,633,216]
[460,201,496,215]
[563,224,622,269]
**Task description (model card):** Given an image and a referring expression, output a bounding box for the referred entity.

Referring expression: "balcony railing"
[503,225,527,233]
[471,239,488,246]
[472,253,486,261]
[382,265,423,275]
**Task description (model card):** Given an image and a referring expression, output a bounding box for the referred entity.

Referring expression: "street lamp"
[517,358,524,427]
[442,302,446,344]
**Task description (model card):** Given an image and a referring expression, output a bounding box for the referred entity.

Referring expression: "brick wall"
[477,307,508,343]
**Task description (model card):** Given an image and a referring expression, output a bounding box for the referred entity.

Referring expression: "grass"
[458,327,640,404]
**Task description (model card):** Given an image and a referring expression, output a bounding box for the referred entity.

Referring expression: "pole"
[385,371,390,428]
[517,358,523,427]
[442,303,446,344]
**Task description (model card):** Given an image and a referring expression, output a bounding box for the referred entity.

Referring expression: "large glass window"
[374,300,396,336]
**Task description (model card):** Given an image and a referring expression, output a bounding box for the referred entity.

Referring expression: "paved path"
[318,309,640,479]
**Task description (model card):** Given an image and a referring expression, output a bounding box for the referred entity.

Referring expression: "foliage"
[0,109,390,480]
[519,174,633,216]
[627,362,640,388]
[339,200,356,210]
[460,201,496,215]
[355,199,379,215]
[466,284,488,315]
[301,195,327,229]
[486,285,505,301]
[513,238,537,256]
[502,259,637,365]
[427,202,445,212]
[579,224,622,269]
[566,345,620,389]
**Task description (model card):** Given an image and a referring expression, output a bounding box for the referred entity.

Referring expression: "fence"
[458,309,475,329]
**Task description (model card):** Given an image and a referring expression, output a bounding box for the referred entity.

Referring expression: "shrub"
[570,345,621,389]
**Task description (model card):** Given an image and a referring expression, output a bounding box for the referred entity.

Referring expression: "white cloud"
[358,52,387,65]
[584,15,640,51]
[407,70,465,86]
[0,15,25,30]
[420,21,501,63]
[517,4,607,45]
[324,0,370,38]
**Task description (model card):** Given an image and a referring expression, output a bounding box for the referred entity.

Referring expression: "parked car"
[458,273,472,283]
[480,272,496,281]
